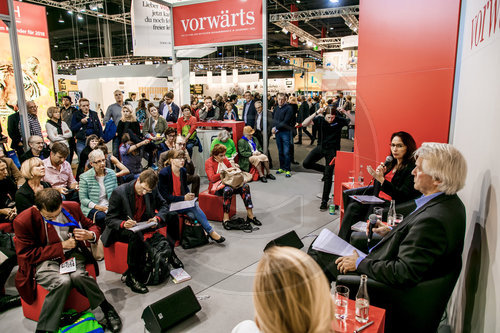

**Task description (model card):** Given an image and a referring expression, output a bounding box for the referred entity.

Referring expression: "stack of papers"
[312,229,366,257]
[170,268,192,283]
[169,198,198,211]
[130,221,158,233]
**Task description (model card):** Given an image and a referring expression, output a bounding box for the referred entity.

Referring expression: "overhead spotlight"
[97,13,103,17]
[282,27,288,34]
[330,27,334,30]
[67,10,73,14]
[330,0,339,3]
[58,14,64,23]
[77,14,83,20]
[307,41,313,46]
[79,7,86,12]
[90,4,98,11]
[54,44,58,48]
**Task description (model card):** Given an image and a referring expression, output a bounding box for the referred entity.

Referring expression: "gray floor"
[0,171,341,333]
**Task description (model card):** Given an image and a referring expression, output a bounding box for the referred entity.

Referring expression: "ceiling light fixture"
[77,14,83,20]
[282,27,288,34]
[58,14,64,23]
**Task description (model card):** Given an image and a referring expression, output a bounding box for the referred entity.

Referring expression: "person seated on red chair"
[13,188,122,333]
[42,142,79,202]
[102,169,184,294]
[205,144,261,226]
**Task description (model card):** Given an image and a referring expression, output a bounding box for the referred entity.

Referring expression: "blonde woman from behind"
[232,246,335,333]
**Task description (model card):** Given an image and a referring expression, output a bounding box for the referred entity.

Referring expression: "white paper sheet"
[351,221,368,232]
[312,229,367,257]
[130,221,158,233]
[349,195,385,204]
[169,198,198,211]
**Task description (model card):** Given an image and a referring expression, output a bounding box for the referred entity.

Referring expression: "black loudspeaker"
[264,230,304,252]
[142,285,201,332]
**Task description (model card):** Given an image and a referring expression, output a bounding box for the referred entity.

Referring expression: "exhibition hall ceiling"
[33,0,359,69]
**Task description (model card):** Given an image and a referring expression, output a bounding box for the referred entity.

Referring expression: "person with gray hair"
[78,149,118,229]
[309,142,468,289]
[209,130,237,160]
[19,135,49,164]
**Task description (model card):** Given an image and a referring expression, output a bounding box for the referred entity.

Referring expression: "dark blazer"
[101,180,170,246]
[15,181,52,214]
[357,194,466,288]
[13,202,99,304]
[160,103,180,123]
[7,111,22,150]
[377,161,421,204]
[297,101,310,122]
[71,110,103,141]
[158,166,189,204]
[242,100,257,128]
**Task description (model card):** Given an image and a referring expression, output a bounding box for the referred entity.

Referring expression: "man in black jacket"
[71,98,102,157]
[302,105,351,210]
[308,143,467,288]
[242,91,257,128]
[60,96,77,163]
[102,170,183,293]
[7,109,24,158]
[272,93,293,177]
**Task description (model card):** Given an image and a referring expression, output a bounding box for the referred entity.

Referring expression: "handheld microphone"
[383,155,394,167]
[367,214,378,245]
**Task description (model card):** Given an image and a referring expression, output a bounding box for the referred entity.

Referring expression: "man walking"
[272,93,293,178]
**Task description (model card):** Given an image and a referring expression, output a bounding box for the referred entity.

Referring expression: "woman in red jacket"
[177,104,201,158]
[205,144,261,226]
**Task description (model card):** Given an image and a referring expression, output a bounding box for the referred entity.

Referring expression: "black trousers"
[254,130,273,169]
[297,126,314,143]
[303,147,336,204]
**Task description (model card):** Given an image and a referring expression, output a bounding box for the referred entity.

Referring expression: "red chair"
[21,264,96,321]
[199,190,236,222]
[0,223,13,233]
[103,227,167,274]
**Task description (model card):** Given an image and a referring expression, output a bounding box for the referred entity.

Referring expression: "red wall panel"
[351,0,461,174]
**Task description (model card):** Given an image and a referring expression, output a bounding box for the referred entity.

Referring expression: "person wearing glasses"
[337,131,421,242]
[142,103,168,168]
[78,150,118,229]
[19,135,49,164]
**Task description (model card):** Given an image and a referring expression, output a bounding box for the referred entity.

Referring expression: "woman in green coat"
[237,126,275,183]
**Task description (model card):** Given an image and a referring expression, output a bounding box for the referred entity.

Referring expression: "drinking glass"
[348,170,355,185]
[394,213,404,225]
[373,207,383,222]
[334,285,349,320]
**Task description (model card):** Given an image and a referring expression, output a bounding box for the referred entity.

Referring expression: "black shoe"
[291,161,300,165]
[266,174,276,180]
[170,251,184,269]
[0,295,21,313]
[104,308,122,333]
[209,234,226,243]
[125,274,149,294]
[248,216,262,226]
[260,176,268,183]
[319,202,328,211]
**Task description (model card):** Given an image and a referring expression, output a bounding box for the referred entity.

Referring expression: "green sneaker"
[276,169,284,174]
[285,171,292,178]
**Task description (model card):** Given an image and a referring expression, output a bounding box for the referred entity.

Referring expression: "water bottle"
[329,194,336,215]
[358,165,364,185]
[387,200,396,226]
[355,274,370,323]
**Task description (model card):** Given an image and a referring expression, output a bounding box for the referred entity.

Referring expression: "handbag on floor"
[222,217,257,233]
[181,216,209,249]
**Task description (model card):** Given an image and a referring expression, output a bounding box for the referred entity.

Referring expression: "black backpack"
[140,233,173,286]
[222,217,258,233]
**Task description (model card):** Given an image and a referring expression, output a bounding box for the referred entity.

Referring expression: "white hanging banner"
[131,0,172,57]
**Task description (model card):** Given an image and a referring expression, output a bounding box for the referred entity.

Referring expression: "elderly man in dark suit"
[242,91,257,128]
[308,142,467,287]
[102,169,183,294]
[13,188,122,333]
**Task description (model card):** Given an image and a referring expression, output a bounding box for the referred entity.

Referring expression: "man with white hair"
[309,142,467,287]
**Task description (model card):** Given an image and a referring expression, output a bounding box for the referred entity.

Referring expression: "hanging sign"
[131,0,172,56]
[172,0,263,48]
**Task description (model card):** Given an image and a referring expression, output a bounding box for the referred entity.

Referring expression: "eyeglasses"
[390,144,406,149]
[93,159,106,164]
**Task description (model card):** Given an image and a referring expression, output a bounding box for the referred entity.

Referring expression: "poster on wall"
[0,1,55,132]
[131,0,172,57]
[172,0,263,48]
[294,72,323,91]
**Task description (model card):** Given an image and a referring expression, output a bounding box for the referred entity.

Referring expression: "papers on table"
[312,229,366,257]
[349,195,385,204]
[169,198,198,211]
[351,221,367,233]
[130,221,158,233]
[170,268,192,283]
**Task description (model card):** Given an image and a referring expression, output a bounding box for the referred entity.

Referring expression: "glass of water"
[394,213,404,225]
[334,285,349,320]
[373,207,383,222]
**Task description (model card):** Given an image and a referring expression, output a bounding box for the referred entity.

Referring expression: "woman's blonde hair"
[121,104,136,121]
[46,106,60,119]
[254,247,334,333]
[20,157,44,180]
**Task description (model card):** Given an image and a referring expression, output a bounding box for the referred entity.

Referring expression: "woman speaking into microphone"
[338,131,421,242]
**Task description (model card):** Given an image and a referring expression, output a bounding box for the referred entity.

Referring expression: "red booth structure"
[21,264,96,321]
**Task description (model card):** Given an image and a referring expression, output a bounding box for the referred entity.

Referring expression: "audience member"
[76,134,100,180]
[13,188,122,333]
[160,92,180,123]
[237,126,274,183]
[46,106,73,152]
[159,149,225,243]
[177,104,200,157]
[232,246,335,333]
[288,96,299,165]
[272,93,293,177]
[125,92,137,103]
[135,99,148,125]
[242,91,257,128]
[26,101,43,138]
[190,98,201,120]
[95,142,130,182]
[16,158,51,213]
[0,148,24,187]
[253,100,273,169]
[143,103,168,167]
[0,236,20,313]
[296,96,314,144]
[205,144,261,226]
[0,159,17,224]
[309,143,467,287]
[158,135,201,196]
[229,94,240,120]
[104,90,125,157]
[210,130,236,160]
[60,96,78,163]
[302,105,351,210]
[71,98,103,157]
[19,135,49,164]
[43,142,79,202]
[338,131,421,241]
[119,133,148,179]
[79,150,117,229]
[117,104,142,143]
[223,102,237,120]
[7,107,24,157]
[199,96,221,121]
[102,170,183,294]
